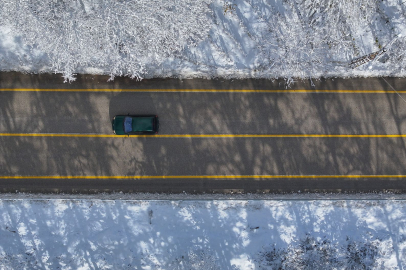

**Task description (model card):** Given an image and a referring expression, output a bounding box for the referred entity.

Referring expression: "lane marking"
[0,133,120,138]
[1,133,406,138]
[1,88,406,93]
[1,175,406,179]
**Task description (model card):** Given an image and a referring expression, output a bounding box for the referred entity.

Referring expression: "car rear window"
[132,117,154,132]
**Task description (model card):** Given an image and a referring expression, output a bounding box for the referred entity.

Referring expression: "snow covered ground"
[1,0,406,82]
[0,193,405,270]
[2,193,403,270]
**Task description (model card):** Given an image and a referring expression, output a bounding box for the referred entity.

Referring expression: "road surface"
[0,72,406,193]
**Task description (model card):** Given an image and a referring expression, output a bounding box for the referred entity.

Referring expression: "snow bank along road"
[1,72,406,193]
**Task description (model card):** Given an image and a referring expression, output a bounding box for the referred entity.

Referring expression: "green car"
[112,115,159,135]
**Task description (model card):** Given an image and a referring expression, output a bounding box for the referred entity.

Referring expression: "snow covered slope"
[1,0,406,81]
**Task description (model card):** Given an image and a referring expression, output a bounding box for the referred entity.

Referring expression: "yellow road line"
[1,175,406,179]
[1,88,406,93]
[1,133,406,138]
[0,133,121,138]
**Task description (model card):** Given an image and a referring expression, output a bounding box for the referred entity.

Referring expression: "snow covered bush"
[256,235,381,269]
[257,246,289,269]
[384,37,406,73]
[248,0,381,78]
[292,235,342,269]
[0,0,212,81]
[344,238,379,270]
[167,248,220,270]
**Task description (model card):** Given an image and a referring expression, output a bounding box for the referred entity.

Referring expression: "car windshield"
[124,117,132,133]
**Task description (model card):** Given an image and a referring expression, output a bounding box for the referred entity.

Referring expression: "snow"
[0,194,405,269]
[1,1,406,268]
[0,0,406,81]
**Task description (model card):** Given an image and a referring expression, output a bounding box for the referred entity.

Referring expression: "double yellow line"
[1,174,406,179]
[0,133,406,138]
[1,88,406,93]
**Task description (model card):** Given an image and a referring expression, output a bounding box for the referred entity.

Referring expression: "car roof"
[131,116,154,132]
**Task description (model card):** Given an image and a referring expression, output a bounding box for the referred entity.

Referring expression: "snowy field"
[0,194,405,270]
[0,0,406,82]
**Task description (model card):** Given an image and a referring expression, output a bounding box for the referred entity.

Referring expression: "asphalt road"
[1,72,406,193]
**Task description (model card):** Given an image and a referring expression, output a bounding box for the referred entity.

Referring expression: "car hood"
[112,116,125,135]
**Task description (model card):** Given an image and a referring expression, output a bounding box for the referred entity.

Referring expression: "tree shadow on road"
[1,76,406,192]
